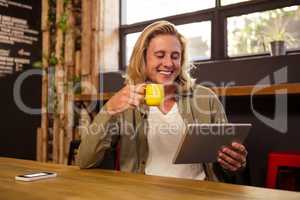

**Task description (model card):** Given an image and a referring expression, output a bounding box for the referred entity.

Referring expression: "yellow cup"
[145,84,164,106]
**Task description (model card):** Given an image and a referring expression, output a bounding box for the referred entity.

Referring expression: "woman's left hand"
[217,142,248,172]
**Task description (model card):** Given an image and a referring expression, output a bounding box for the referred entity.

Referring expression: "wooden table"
[1,157,299,200]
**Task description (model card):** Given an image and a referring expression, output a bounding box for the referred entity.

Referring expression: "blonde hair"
[126,20,193,92]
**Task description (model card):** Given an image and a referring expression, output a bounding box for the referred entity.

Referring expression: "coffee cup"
[145,84,164,106]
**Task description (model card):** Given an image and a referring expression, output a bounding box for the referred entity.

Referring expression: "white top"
[145,103,206,180]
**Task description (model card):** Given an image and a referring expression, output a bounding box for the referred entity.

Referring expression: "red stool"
[266,152,300,189]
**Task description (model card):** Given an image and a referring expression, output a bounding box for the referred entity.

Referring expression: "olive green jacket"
[78,85,230,182]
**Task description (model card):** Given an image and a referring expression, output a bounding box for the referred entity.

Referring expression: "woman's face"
[145,34,182,85]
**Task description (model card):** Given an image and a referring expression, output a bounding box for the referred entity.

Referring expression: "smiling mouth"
[157,69,173,76]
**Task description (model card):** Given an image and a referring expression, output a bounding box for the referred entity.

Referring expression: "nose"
[162,56,173,67]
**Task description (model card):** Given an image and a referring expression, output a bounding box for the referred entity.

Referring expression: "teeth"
[159,71,172,75]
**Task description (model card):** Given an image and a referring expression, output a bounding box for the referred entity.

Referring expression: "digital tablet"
[173,123,252,164]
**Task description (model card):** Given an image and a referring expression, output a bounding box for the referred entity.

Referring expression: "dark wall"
[0,73,41,159]
[0,0,42,160]
[190,54,300,86]
[100,72,125,93]
[191,54,300,187]
[224,94,300,186]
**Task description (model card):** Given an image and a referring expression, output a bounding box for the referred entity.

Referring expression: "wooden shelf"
[73,83,300,101]
[212,83,300,96]
[74,92,114,101]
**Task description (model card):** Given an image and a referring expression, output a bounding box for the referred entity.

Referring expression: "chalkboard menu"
[0,0,41,76]
[0,0,41,160]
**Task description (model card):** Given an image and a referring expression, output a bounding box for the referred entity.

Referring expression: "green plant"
[32,60,43,68]
[46,0,79,121]
[58,13,68,33]
[49,53,58,66]
[263,15,297,45]
[73,75,81,95]
[64,0,71,7]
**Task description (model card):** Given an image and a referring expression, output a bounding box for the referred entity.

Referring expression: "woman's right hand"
[105,84,145,115]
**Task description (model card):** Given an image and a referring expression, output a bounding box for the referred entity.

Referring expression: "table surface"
[1,157,300,200]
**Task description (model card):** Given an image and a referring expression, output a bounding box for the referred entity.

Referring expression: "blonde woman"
[78,21,247,182]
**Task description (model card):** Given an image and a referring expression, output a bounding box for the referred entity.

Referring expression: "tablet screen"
[173,123,251,164]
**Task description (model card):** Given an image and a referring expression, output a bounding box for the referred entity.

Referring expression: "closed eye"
[171,52,180,60]
[154,51,165,59]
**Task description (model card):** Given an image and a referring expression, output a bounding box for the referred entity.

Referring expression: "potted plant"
[263,16,296,56]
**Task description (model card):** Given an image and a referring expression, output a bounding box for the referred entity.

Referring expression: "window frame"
[119,0,300,71]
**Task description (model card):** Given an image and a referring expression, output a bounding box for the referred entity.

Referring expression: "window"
[126,32,141,64]
[177,22,212,61]
[120,0,300,70]
[122,0,215,25]
[221,0,252,6]
[227,5,300,57]
[125,22,212,64]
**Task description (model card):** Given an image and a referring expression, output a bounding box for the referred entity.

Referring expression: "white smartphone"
[15,172,57,181]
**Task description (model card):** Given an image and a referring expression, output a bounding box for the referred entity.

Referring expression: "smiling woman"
[78,20,248,182]
[144,34,181,85]
[126,21,192,92]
